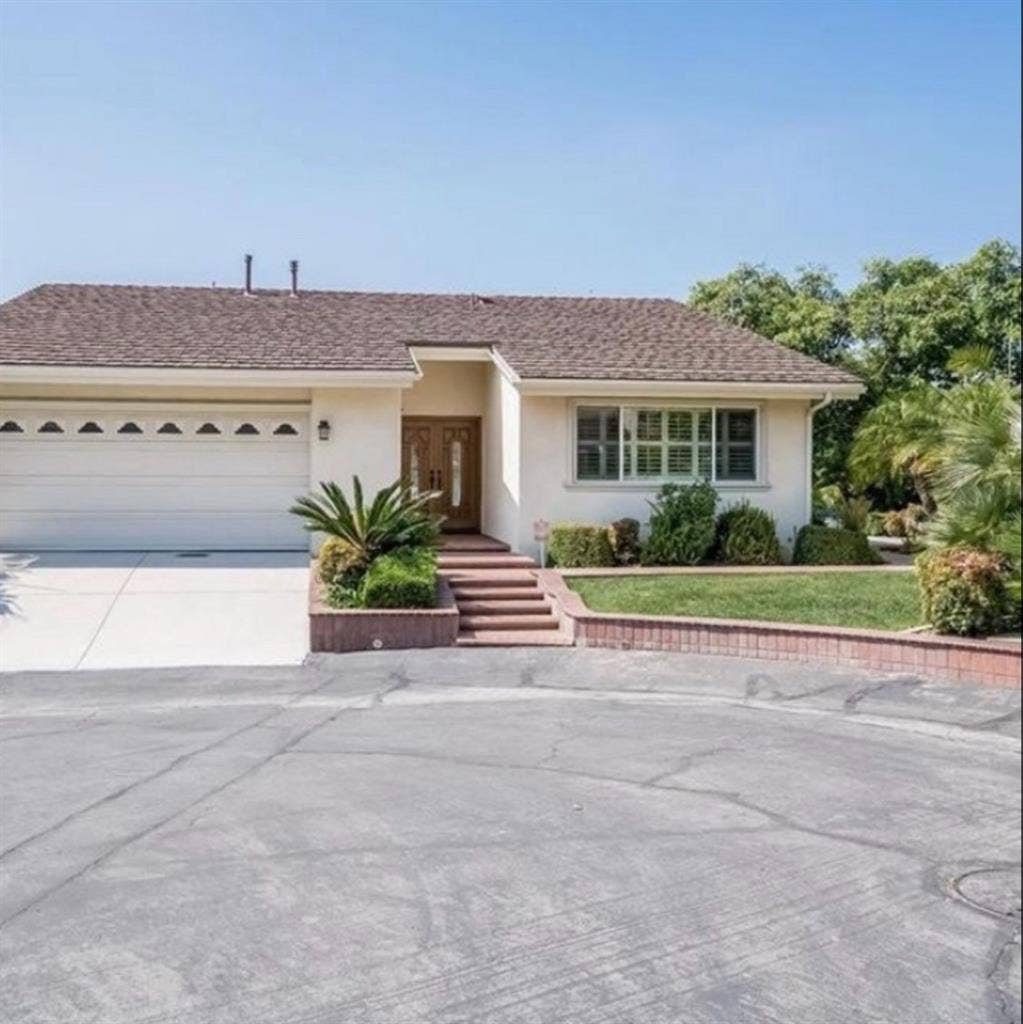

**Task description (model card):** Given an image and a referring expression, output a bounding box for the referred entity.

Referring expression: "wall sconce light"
[317,419,331,441]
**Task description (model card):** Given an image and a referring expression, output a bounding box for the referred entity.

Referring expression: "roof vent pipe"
[243,254,253,295]
[289,259,299,297]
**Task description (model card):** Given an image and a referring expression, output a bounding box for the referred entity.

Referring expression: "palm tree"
[848,383,945,513]
[927,375,1021,549]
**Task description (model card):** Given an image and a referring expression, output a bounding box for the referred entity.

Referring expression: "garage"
[0,403,310,550]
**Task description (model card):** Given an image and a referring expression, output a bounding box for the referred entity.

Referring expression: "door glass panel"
[409,445,420,496]
[450,440,462,507]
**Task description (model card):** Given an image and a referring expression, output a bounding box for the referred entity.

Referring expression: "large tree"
[688,240,1022,493]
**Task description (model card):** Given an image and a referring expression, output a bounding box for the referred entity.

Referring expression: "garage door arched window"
[157,422,183,435]
[234,423,260,436]
[117,422,143,435]
[0,420,24,433]
[196,422,221,435]
[78,421,104,434]
[273,423,299,436]
[38,421,64,434]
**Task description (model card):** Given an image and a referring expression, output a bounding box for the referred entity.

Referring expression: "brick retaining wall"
[309,575,459,653]
[536,571,1021,688]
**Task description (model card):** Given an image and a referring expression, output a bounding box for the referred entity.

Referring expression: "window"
[272,423,299,436]
[0,420,24,433]
[575,404,757,484]
[575,406,620,480]
[117,422,143,434]
[38,421,64,434]
[78,421,103,434]
[234,423,259,436]
[196,422,221,435]
[157,422,182,435]
[715,410,756,481]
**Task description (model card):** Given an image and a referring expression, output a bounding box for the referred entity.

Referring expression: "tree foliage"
[688,240,1022,492]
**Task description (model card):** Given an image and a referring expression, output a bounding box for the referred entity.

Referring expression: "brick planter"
[309,574,459,653]
[537,570,1021,689]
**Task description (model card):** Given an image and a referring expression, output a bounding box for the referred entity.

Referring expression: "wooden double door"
[401,417,481,532]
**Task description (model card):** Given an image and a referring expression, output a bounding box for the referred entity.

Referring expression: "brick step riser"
[459,614,559,632]
[438,540,510,553]
[457,599,552,615]
[441,574,537,586]
[451,586,543,600]
[437,557,537,570]
[456,631,572,647]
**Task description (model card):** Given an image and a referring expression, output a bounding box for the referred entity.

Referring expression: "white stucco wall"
[401,362,487,418]
[309,387,402,494]
[515,395,811,560]
[482,364,522,546]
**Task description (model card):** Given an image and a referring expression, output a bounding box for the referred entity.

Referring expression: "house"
[0,266,863,559]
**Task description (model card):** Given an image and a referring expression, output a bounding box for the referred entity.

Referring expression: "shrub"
[317,537,365,586]
[608,518,641,565]
[865,511,887,536]
[641,481,718,566]
[714,502,782,565]
[916,547,1013,636]
[549,523,615,568]
[839,495,872,533]
[882,504,927,544]
[360,547,438,609]
[792,525,881,566]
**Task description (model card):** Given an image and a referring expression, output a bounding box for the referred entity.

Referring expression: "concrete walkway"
[1,648,1019,1024]
[0,551,308,671]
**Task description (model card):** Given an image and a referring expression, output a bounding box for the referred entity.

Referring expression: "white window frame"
[569,399,766,488]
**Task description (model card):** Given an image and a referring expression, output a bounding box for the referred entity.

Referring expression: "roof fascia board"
[515,378,865,399]
[0,365,418,389]
[407,346,494,363]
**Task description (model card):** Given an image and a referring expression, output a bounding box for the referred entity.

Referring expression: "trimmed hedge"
[916,546,1013,636]
[549,523,615,568]
[360,547,438,609]
[608,518,642,565]
[641,481,718,566]
[714,502,782,566]
[792,525,881,566]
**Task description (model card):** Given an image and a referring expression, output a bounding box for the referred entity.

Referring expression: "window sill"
[565,480,771,492]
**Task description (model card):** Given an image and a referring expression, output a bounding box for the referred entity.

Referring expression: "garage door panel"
[1,477,309,513]
[0,404,310,550]
[1,512,302,552]
[1,444,307,478]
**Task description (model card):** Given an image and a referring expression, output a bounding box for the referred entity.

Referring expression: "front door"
[401,417,481,532]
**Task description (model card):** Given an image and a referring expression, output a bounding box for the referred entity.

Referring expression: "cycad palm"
[290,477,442,569]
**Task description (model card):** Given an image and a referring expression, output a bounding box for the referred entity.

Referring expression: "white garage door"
[0,403,310,550]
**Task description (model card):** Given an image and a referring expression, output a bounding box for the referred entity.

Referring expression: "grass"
[568,571,922,631]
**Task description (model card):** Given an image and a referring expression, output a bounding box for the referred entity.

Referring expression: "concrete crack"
[844,675,921,711]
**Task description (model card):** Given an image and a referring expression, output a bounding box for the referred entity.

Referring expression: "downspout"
[805,391,834,524]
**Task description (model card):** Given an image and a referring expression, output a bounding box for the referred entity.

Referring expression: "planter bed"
[537,570,1021,689]
[309,573,459,653]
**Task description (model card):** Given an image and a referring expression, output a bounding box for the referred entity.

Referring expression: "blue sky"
[1,0,1019,301]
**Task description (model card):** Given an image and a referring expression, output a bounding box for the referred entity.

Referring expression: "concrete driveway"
[1,648,1020,1024]
[0,551,309,671]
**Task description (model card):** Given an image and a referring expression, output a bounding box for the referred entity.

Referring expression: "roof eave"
[514,378,865,399]
[0,364,420,389]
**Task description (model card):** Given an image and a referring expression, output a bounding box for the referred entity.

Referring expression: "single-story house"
[0,270,863,558]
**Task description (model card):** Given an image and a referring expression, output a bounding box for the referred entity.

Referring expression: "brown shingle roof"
[0,283,861,385]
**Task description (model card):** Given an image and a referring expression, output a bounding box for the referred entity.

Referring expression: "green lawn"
[568,571,922,631]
